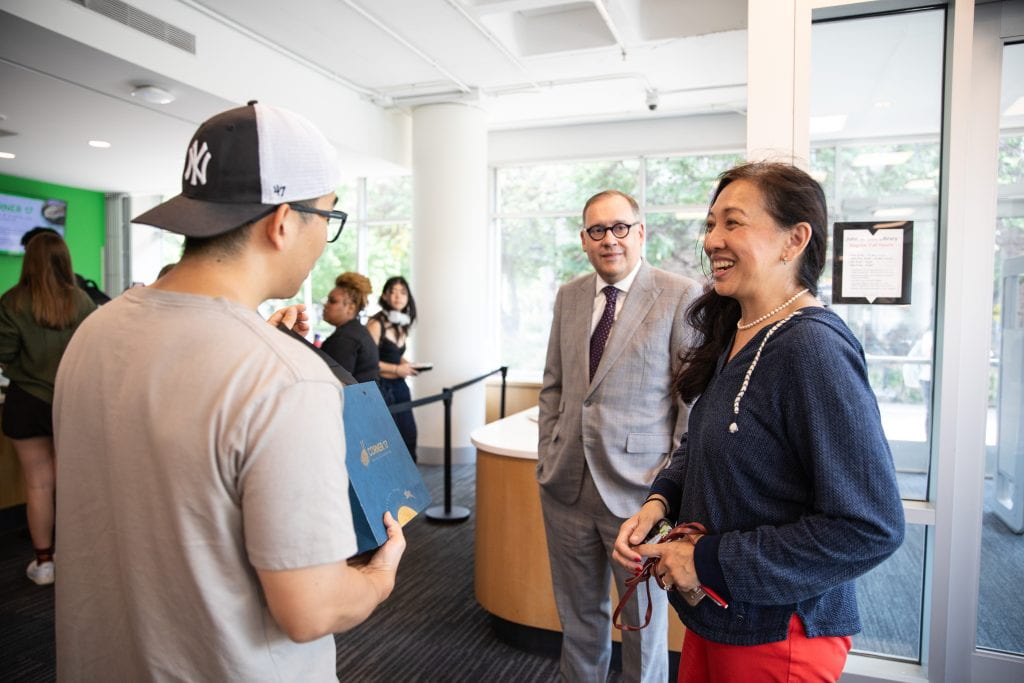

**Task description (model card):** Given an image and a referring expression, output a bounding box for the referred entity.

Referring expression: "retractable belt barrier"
[386,366,508,522]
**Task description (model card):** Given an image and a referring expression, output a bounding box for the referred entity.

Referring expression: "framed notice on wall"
[832,221,913,305]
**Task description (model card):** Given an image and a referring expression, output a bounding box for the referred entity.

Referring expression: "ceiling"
[0,0,748,194]
[1,1,1017,198]
[0,10,236,196]
[188,0,749,125]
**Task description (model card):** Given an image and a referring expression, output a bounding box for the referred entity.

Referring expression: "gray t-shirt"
[53,287,357,682]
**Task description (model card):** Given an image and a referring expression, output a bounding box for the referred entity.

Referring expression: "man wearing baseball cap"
[52,102,404,681]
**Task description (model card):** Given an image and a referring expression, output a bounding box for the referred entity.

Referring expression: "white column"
[410,103,488,465]
[746,1,812,166]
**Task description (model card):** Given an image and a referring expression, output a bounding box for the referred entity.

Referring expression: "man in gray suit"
[537,190,699,682]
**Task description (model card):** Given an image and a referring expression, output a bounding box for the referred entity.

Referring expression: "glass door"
[809,6,946,662]
[978,37,1024,659]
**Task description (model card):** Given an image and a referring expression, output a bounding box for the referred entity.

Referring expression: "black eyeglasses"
[584,222,639,241]
[288,204,348,243]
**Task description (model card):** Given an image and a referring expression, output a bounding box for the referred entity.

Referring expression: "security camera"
[646,90,659,112]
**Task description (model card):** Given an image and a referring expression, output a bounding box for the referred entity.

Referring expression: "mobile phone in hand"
[642,519,673,545]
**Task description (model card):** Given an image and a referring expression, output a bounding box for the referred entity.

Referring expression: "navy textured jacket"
[648,307,905,646]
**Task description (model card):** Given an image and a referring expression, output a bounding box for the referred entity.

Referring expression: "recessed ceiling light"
[89,140,111,148]
[852,151,912,167]
[0,152,15,159]
[131,85,175,105]
[874,100,892,109]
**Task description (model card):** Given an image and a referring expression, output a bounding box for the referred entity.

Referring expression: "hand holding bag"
[613,521,729,631]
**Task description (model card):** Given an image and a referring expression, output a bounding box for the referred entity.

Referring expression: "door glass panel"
[978,39,1024,657]
[854,523,925,660]
[810,7,945,661]
[811,9,944,505]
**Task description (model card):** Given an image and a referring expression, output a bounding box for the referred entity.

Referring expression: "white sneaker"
[26,560,55,586]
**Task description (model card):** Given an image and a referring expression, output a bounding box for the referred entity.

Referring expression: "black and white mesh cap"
[133,101,340,238]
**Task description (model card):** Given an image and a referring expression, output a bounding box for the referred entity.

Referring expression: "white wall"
[488,112,746,165]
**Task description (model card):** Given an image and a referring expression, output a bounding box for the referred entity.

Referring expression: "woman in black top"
[320,272,379,383]
[367,276,418,461]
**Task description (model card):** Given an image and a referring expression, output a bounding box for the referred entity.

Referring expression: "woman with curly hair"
[320,272,380,383]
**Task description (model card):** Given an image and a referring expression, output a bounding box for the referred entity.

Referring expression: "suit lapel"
[587,262,660,393]
[572,275,597,381]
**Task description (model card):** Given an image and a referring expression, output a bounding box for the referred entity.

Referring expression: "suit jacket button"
[583,400,592,407]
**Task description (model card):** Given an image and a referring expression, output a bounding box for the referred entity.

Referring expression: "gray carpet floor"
[1,464,1021,681]
[0,465,565,683]
[332,464,564,682]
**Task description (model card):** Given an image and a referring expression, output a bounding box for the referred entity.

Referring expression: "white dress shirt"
[589,258,643,334]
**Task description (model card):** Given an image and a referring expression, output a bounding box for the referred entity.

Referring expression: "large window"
[363,175,413,303]
[495,152,742,375]
[263,175,413,341]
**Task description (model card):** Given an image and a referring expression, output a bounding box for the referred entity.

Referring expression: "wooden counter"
[472,407,684,652]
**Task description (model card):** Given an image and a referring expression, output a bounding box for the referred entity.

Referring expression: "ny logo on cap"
[184,140,212,186]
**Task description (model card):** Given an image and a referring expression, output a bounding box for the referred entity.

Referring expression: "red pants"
[679,614,852,682]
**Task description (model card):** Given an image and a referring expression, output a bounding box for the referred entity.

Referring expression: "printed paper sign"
[833,221,913,305]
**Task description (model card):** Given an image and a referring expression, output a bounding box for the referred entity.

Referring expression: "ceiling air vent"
[69,0,196,54]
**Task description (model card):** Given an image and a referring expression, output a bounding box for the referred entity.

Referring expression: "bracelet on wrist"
[644,496,669,516]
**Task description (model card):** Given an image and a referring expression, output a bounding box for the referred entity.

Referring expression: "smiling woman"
[612,161,904,683]
[681,163,828,397]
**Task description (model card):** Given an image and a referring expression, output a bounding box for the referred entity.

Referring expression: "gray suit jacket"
[537,261,699,518]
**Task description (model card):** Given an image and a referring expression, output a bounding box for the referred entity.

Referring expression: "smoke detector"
[131,85,175,105]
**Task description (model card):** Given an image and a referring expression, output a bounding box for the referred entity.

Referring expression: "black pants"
[380,377,417,462]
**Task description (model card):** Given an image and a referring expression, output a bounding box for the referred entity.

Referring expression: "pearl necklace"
[736,288,809,330]
[729,311,802,433]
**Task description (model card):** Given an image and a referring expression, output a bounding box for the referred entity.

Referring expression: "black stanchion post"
[499,365,508,419]
[426,388,470,522]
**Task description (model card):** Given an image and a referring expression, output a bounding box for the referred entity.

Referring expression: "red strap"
[612,521,727,631]
[613,557,658,631]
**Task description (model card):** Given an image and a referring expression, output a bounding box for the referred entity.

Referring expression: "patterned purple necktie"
[589,285,619,382]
